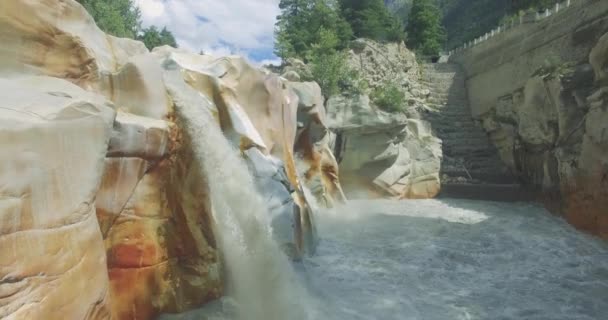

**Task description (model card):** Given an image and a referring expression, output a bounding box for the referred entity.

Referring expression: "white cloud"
[135,0,280,62]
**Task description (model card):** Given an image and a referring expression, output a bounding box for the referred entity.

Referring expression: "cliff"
[0,0,344,319]
[450,0,608,238]
[321,39,443,199]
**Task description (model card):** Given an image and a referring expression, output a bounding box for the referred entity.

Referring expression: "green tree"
[274,0,352,60]
[159,27,178,48]
[406,0,445,56]
[138,26,161,50]
[371,81,406,112]
[137,26,178,50]
[307,28,364,99]
[77,0,178,50]
[77,0,141,38]
[339,0,405,41]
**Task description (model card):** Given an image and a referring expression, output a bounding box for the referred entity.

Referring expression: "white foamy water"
[166,73,315,320]
[164,198,608,320]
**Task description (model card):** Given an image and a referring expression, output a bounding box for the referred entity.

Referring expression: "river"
[162,197,608,320]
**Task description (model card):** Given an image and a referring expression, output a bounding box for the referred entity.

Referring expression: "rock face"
[325,40,443,199]
[452,19,608,239]
[0,77,115,319]
[0,1,344,319]
[417,62,522,204]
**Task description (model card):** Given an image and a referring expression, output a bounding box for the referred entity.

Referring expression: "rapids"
[162,198,608,320]
[163,58,608,320]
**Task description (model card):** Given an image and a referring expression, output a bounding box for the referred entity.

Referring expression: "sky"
[134,0,281,65]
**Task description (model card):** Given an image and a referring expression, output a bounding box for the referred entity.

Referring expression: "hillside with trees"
[275,0,408,98]
[339,0,405,42]
[406,0,445,56]
[76,0,177,50]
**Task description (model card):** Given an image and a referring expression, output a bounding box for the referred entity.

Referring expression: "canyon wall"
[0,0,343,319]
[450,0,608,238]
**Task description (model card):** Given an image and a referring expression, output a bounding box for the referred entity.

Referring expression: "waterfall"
[165,65,314,320]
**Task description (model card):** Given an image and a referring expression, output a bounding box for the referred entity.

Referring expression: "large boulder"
[374,120,442,198]
[0,77,115,319]
[326,94,442,199]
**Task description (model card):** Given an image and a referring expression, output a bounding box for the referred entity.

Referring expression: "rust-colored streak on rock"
[103,112,221,318]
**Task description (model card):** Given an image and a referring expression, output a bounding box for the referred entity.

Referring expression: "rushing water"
[165,62,608,320]
[163,197,608,320]
[169,76,315,320]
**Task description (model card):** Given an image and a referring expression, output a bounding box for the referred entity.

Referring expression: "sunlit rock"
[291,81,347,206]
[0,77,115,319]
[375,120,442,198]
[0,0,147,91]
[107,112,171,160]
[100,54,171,120]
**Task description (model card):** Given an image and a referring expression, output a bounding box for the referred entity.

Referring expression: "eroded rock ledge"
[0,0,344,319]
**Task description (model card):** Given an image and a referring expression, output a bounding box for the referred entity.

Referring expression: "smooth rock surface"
[0,77,115,319]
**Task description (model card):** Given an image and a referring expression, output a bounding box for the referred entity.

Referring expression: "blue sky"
[135,0,281,65]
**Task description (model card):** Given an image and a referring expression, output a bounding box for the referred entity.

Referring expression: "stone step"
[436,125,484,133]
[427,113,473,119]
[421,63,519,188]
[431,121,479,129]
[426,104,472,112]
[427,98,469,105]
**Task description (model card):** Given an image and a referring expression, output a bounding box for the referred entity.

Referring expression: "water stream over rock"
[163,199,608,320]
[168,72,315,320]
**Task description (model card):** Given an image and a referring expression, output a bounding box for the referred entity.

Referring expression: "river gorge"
[0,1,607,319]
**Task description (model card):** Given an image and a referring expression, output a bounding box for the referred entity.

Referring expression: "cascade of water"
[165,65,314,320]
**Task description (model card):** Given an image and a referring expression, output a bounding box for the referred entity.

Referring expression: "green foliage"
[370,82,406,112]
[77,0,141,38]
[339,0,405,41]
[77,0,177,50]
[275,0,367,99]
[274,0,352,60]
[138,26,178,50]
[307,28,363,98]
[406,0,445,56]
[433,0,510,50]
[310,51,349,98]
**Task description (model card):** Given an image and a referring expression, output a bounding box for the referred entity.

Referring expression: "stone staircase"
[419,63,529,201]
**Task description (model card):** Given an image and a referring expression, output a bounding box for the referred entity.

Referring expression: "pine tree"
[339,0,404,41]
[406,0,445,56]
[274,0,352,60]
[138,26,178,50]
[159,27,178,48]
